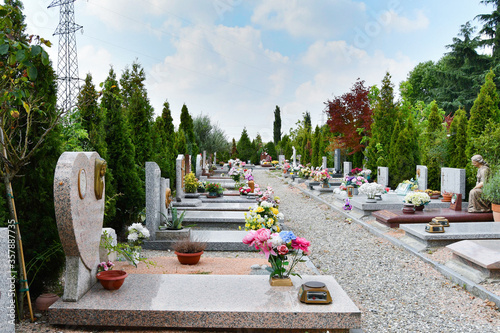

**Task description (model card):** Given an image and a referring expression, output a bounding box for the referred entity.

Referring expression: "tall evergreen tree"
[422,101,446,190]
[366,72,400,171]
[311,125,321,167]
[231,138,238,159]
[78,73,106,155]
[179,104,199,157]
[237,128,253,161]
[120,62,154,167]
[102,67,143,232]
[175,129,188,156]
[273,105,282,145]
[476,0,500,58]
[448,108,468,168]
[154,100,177,181]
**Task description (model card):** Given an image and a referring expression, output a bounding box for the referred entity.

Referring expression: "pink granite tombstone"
[54,152,105,301]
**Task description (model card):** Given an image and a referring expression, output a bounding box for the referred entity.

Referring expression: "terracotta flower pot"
[35,293,59,311]
[441,194,452,202]
[175,251,203,265]
[96,270,128,290]
[492,203,500,222]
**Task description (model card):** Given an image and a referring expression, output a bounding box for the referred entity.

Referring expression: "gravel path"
[256,169,500,333]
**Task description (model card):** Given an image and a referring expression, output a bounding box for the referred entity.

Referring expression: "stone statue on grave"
[468,154,491,213]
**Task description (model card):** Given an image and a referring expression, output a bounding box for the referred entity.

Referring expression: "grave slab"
[333,192,452,218]
[202,196,257,204]
[48,274,361,331]
[373,208,493,228]
[177,210,246,228]
[446,240,500,282]
[0,228,15,332]
[401,222,500,250]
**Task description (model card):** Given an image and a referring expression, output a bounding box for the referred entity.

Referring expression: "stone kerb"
[441,168,466,198]
[146,162,161,241]
[54,152,104,301]
[416,165,428,191]
[176,154,186,202]
[0,228,15,331]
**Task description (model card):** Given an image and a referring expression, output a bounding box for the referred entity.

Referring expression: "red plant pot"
[175,251,203,265]
[96,270,128,290]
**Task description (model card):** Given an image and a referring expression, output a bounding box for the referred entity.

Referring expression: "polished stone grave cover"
[372,208,493,228]
[49,274,361,331]
[401,222,500,250]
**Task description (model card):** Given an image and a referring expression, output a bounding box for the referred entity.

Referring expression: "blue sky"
[22,0,493,143]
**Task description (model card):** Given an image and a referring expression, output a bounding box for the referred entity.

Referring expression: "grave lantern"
[347,185,354,197]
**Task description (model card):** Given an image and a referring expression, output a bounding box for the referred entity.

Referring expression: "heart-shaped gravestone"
[54,152,104,270]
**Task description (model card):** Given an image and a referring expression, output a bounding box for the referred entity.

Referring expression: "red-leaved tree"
[325,79,373,154]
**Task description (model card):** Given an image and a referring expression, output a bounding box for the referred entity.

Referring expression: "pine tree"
[366,72,399,171]
[448,108,468,168]
[273,105,282,145]
[154,100,177,181]
[388,120,401,188]
[102,67,143,232]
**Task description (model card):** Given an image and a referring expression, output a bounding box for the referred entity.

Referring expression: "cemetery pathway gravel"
[257,169,500,333]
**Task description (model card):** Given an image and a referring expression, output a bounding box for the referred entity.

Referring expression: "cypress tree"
[121,62,154,167]
[388,120,401,188]
[237,128,253,161]
[179,104,198,156]
[176,129,188,156]
[102,67,143,232]
[311,125,321,167]
[448,108,468,168]
[154,100,177,181]
[366,72,399,171]
[273,105,282,145]
[422,101,446,190]
[231,138,238,159]
[78,73,106,155]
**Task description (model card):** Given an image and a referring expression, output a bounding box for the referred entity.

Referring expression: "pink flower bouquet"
[243,228,310,279]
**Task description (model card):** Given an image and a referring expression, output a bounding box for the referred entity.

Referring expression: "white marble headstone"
[292,146,297,167]
[279,155,285,164]
[441,167,466,198]
[343,161,352,177]
[377,167,389,187]
[195,154,202,178]
[322,156,327,170]
[416,165,428,191]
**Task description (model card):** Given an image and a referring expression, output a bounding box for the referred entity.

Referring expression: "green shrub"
[483,170,500,205]
[184,172,198,193]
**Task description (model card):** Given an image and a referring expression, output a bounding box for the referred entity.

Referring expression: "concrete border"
[274,172,500,308]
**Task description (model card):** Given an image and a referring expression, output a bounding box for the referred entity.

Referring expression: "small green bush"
[483,169,500,205]
[184,172,198,193]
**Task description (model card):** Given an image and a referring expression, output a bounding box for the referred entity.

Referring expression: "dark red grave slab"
[373,207,494,228]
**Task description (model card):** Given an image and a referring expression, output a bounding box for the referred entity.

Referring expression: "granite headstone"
[146,162,161,240]
[278,155,285,164]
[334,149,341,173]
[54,152,104,301]
[321,156,327,170]
[176,154,186,202]
[195,154,202,178]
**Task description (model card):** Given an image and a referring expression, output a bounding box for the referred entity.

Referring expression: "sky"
[22,0,493,143]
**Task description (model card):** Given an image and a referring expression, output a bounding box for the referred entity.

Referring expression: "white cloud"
[251,0,366,39]
[382,9,430,33]
[78,45,114,86]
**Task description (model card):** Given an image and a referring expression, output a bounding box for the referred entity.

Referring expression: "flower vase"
[269,276,293,286]
[248,180,255,193]
[366,194,376,203]
[321,179,330,188]
[207,192,218,198]
[402,203,415,214]
[415,204,425,211]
